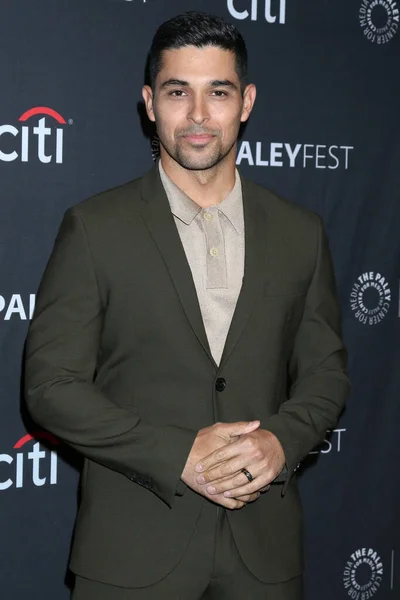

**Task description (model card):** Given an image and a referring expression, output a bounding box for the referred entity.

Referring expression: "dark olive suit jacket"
[24,163,349,588]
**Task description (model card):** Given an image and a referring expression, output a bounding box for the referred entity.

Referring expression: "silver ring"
[241,468,254,483]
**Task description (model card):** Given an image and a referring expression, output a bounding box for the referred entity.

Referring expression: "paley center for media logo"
[0,432,60,491]
[0,106,72,164]
[350,272,391,325]
[359,0,399,44]
[227,0,287,23]
[343,548,384,599]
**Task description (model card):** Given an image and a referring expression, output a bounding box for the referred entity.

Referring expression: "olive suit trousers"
[72,499,303,600]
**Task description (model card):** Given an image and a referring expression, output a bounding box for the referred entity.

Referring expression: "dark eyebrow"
[160,79,238,91]
[160,79,189,88]
[210,80,238,90]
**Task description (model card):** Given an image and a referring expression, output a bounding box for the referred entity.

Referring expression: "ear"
[142,85,156,123]
[240,84,257,123]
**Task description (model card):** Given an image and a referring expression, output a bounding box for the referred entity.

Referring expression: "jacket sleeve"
[24,207,197,508]
[263,215,350,494]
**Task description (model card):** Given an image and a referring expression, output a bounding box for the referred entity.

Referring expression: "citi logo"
[227,0,286,23]
[0,432,60,491]
[0,106,70,164]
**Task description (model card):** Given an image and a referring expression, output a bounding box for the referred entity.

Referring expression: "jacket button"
[215,378,226,392]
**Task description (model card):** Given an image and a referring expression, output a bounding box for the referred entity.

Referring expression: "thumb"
[223,420,260,438]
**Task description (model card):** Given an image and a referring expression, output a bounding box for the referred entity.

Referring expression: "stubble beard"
[158,134,236,172]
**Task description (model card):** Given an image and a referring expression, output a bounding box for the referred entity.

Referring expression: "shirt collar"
[158,160,244,234]
[217,171,244,234]
[158,161,201,225]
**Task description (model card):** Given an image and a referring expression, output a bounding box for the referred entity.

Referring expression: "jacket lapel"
[219,176,267,370]
[140,164,217,367]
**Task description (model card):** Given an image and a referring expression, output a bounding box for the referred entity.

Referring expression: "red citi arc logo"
[0,106,68,164]
[0,432,60,491]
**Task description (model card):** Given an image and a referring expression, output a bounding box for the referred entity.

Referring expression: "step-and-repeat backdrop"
[1,1,399,598]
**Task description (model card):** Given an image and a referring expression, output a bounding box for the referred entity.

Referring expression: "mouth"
[182,134,215,144]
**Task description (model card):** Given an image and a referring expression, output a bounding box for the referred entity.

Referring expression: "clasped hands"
[181,420,286,510]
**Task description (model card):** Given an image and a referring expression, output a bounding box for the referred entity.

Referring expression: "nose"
[187,93,210,125]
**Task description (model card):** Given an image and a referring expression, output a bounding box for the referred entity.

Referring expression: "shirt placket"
[201,207,227,289]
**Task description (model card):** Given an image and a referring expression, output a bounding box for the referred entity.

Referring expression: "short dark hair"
[147,11,248,95]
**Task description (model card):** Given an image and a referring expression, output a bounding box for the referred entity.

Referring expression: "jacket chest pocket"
[262,281,308,343]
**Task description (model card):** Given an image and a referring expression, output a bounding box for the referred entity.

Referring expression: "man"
[24,11,349,600]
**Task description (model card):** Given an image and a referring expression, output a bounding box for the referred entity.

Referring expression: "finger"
[226,499,245,510]
[203,469,251,494]
[223,480,262,498]
[222,420,260,439]
[197,457,250,485]
[195,426,262,475]
[235,492,260,503]
[195,441,242,475]
[213,495,245,510]
[260,485,271,493]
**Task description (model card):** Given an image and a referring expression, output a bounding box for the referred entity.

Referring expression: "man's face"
[142,45,256,171]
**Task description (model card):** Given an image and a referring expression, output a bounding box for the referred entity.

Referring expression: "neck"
[160,148,237,208]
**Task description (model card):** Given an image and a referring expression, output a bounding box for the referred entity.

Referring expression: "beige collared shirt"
[159,160,245,365]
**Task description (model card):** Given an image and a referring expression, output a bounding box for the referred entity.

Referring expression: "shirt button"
[203,212,213,221]
[209,247,219,257]
[215,378,226,392]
